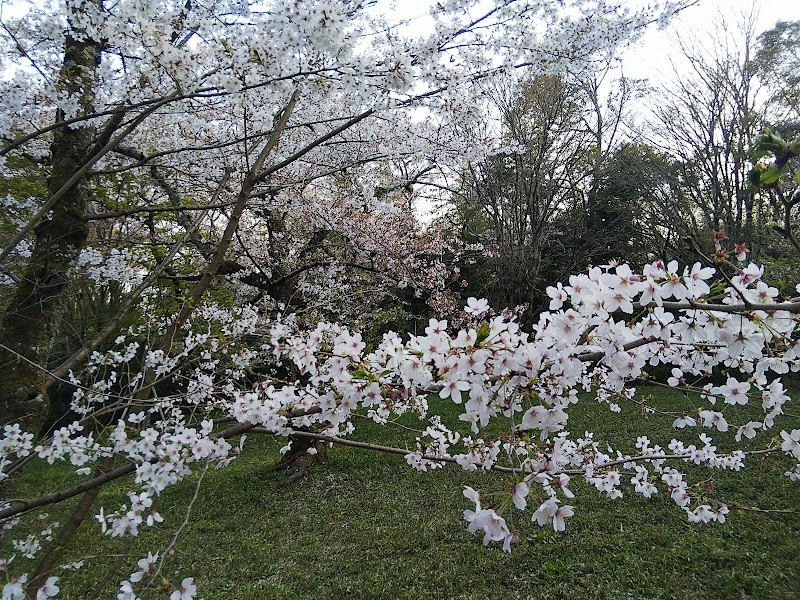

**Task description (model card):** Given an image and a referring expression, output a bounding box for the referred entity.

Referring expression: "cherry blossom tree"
[0,0,693,433]
[19,1,800,598]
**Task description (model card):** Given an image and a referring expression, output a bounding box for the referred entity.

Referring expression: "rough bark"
[0,5,102,436]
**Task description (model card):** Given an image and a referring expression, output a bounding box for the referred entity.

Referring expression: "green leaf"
[750,128,787,160]
[750,148,773,161]
[760,164,783,185]
[789,136,800,157]
[474,321,491,345]
[349,366,378,382]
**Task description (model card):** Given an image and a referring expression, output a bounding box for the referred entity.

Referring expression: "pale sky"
[622,0,800,81]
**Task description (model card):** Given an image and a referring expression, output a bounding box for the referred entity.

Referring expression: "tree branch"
[0,422,254,522]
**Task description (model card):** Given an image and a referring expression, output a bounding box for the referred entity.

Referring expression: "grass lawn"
[6,385,800,599]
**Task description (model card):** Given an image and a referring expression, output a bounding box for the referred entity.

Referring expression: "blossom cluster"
[1,257,799,596]
[75,247,146,288]
[253,260,799,549]
[0,0,782,592]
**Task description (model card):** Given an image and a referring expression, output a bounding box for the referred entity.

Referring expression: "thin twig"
[152,461,211,584]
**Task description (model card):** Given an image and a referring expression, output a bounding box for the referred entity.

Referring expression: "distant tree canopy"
[447,16,800,313]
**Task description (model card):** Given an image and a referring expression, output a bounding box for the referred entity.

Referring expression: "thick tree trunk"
[0,9,101,436]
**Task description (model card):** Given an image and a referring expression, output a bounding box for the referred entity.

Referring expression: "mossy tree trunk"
[0,4,102,436]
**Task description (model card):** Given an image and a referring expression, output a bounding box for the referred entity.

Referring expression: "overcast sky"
[622,0,800,81]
